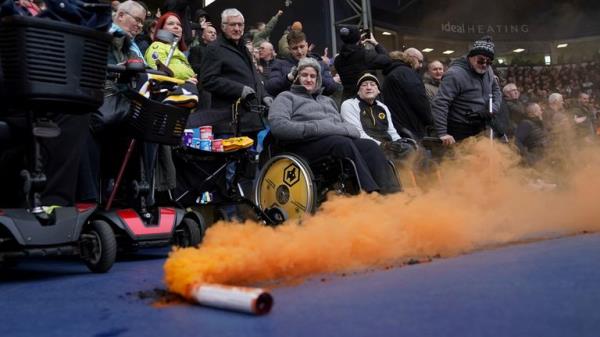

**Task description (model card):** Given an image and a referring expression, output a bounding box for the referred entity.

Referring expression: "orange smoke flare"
[164,137,600,299]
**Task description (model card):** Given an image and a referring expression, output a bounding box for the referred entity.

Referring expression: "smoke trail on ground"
[164,137,600,298]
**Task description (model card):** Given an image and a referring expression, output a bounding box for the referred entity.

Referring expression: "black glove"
[466,110,494,123]
[241,86,256,101]
[381,139,416,159]
[400,138,418,151]
[479,110,494,121]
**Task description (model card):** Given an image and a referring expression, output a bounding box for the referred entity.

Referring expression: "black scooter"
[0,15,116,272]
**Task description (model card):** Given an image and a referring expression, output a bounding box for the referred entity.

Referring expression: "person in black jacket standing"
[381,50,433,140]
[515,102,549,166]
[334,26,391,101]
[188,24,217,110]
[199,8,270,137]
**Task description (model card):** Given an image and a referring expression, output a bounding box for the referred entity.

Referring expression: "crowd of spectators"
[498,61,600,108]
[5,0,600,205]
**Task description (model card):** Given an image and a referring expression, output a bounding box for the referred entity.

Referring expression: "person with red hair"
[144,11,197,84]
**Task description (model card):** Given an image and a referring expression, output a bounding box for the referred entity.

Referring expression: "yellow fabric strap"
[147,73,186,85]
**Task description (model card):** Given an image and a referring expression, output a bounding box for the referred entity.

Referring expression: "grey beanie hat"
[468,36,495,60]
[295,57,322,90]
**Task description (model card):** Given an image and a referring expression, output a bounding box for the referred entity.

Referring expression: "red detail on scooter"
[75,203,96,213]
[116,208,176,236]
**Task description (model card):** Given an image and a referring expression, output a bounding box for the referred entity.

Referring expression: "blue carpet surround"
[1,233,599,337]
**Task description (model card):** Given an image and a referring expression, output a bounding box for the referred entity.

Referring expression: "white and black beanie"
[468,36,495,60]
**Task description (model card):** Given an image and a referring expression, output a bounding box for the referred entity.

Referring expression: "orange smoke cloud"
[164,137,600,298]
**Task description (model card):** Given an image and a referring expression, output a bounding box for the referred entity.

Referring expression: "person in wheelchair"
[268,58,401,195]
[340,73,417,164]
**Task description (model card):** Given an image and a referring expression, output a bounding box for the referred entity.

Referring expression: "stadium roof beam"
[329,0,373,54]
[396,0,420,15]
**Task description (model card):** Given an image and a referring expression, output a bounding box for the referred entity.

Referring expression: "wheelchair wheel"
[254,154,317,221]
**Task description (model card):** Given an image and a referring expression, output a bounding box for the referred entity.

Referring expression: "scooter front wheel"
[81,220,117,273]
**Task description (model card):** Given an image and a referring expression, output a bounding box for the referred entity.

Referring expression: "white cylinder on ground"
[190,284,274,315]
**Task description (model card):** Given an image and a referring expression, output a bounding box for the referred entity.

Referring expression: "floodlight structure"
[329,0,373,54]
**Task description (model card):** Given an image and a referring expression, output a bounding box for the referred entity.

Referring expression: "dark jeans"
[285,135,401,194]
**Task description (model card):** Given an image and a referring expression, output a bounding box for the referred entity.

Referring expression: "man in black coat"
[188,24,217,110]
[334,26,390,101]
[199,8,269,136]
[515,102,549,166]
[381,50,433,140]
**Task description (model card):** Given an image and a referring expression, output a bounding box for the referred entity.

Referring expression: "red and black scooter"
[94,56,206,253]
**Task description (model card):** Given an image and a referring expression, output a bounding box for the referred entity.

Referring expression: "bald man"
[501,83,525,131]
[404,47,424,70]
[424,60,444,101]
[257,41,276,80]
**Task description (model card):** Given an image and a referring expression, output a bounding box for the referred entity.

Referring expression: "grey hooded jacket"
[268,58,360,141]
[431,56,502,137]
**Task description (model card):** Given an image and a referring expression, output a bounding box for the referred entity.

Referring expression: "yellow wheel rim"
[255,155,315,220]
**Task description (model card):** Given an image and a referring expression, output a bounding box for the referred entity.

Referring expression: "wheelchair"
[0,15,116,272]
[253,134,399,222]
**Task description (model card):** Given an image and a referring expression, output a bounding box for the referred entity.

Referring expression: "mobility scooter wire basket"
[126,91,190,146]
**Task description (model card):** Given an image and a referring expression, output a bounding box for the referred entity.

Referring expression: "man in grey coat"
[431,36,502,145]
[269,57,401,194]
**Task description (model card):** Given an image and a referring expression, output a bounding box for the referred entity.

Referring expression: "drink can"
[212,139,224,152]
[200,125,213,140]
[183,129,194,147]
[200,139,212,151]
[191,138,201,149]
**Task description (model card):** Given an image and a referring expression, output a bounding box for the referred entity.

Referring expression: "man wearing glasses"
[431,36,502,145]
[199,8,270,137]
[111,0,147,60]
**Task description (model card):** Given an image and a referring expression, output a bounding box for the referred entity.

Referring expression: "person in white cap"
[340,73,416,161]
